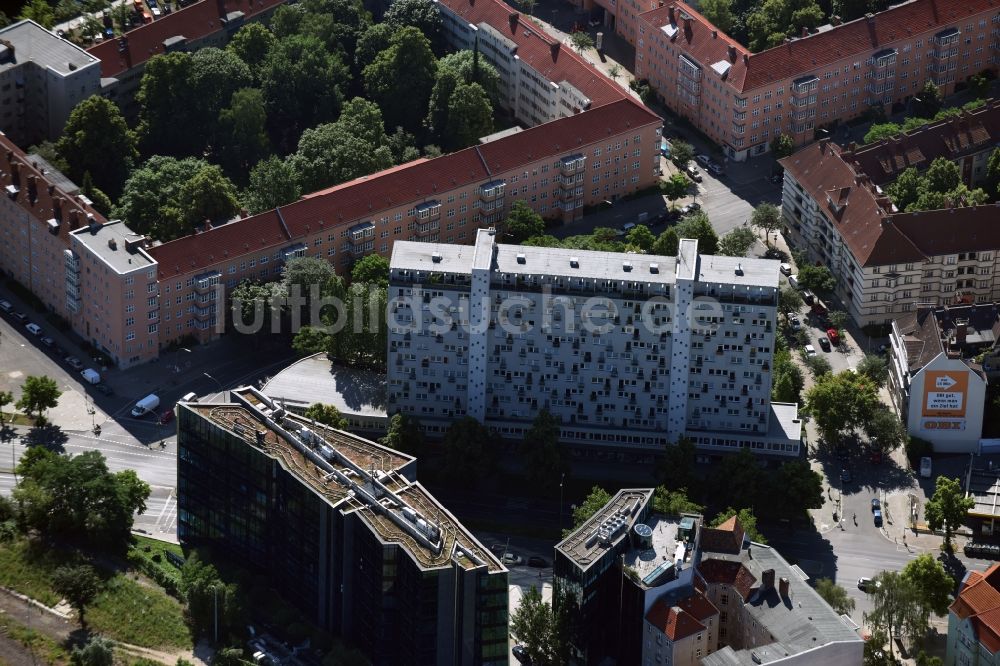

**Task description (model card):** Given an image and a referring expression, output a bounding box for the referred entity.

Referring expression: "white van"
[920,456,932,478]
[81,368,101,385]
[788,274,800,289]
[180,392,199,403]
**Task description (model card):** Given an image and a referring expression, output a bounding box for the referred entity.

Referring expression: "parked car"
[686,164,702,182]
[779,263,792,276]
[501,552,523,566]
[789,316,802,330]
[858,577,875,591]
[96,383,114,396]
[40,336,54,347]
[528,556,549,568]
[159,409,175,425]
[802,290,816,305]
[920,456,932,478]
[840,468,851,483]
[12,311,27,323]
[695,154,711,167]
[707,162,724,177]
[513,645,532,664]
[873,509,883,527]
[65,356,84,370]
[25,323,42,336]
[804,344,817,356]
[827,328,840,346]
[871,498,881,512]
[818,336,831,351]
[0,299,10,312]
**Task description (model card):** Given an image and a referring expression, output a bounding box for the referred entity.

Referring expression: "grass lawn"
[0,611,71,665]
[0,539,192,650]
[130,535,185,578]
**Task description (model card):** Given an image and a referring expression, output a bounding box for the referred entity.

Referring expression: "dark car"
[12,311,27,323]
[159,409,175,425]
[513,645,531,664]
[802,290,815,305]
[871,498,881,512]
[818,336,831,351]
[528,556,549,568]
[840,469,851,483]
[96,383,114,397]
[873,509,883,527]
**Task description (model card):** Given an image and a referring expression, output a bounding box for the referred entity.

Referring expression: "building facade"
[779,104,1000,328]
[387,229,803,454]
[0,21,102,146]
[632,0,999,161]
[177,387,509,666]
[948,565,1000,666]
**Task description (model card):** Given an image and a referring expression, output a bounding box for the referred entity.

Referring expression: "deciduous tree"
[769,134,795,159]
[383,0,443,52]
[57,96,136,198]
[573,486,611,527]
[776,460,824,512]
[216,88,270,180]
[652,486,703,515]
[505,201,546,243]
[779,286,803,313]
[901,553,954,622]
[925,476,974,553]
[699,0,734,32]
[510,586,553,664]
[442,417,496,486]
[670,141,694,169]
[445,82,493,149]
[16,375,61,421]
[351,254,390,287]
[657,437,697,491]
[674,212,718,255]
[177,164,240,228]
[17,0,54,27]
[364,27,437,135]
[660,172,690,202]
[289,121,393,193]
[569,31,594,53]
[522,409,566,487]
[710,506,765,543]
[865,571,925,657]
[626,224,656,252]
[864,123,902,145]
[227,23,277,77]
[718,226,757,257]
[53,564,101,628]
[380,413,425,455]
[303,403,348,429]
[243,156,301,214]
[804,371,880,445]
[0,390,14,428]
[71,635,115,666]
[796,264,836,294]
[750,203,783,247]
[652,227,680,256]
[912,80,943,119]
[815,577,855,615]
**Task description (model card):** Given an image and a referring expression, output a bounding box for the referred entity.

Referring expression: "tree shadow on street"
[938,551,967,589]
[22,423,67,453]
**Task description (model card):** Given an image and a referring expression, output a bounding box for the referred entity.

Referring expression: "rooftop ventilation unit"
[623,261,632,272]
[735,263,744,276]
[431,252,442,263]
[649,263,659,274]
[570,257,579,268]
[516,253,526,264]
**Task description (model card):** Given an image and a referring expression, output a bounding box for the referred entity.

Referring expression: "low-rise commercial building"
[889,305,991,452]
[554,489,863,665]
[948,564,1000,666]
[387,229,802,454]
[177,386,509,665]
[632,0,998,161]
[779,102,1000,327]
[0,21,102,146]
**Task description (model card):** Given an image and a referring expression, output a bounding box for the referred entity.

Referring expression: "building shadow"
[330,365,386,412]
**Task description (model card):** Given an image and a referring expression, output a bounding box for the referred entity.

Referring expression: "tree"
[16,375,61,421]
[856,354,888,388]
[796,264,836,294]
[804,371,880,445]
[569,31,594,53]
[292,326,333,356]
[573,486,611,527]
[80,172,112,217]
[901,553,954,622]
[652,486,703,515]
[779,286,803,313]
[116,156,205,240]
[699,0,733,32]
[674,212,719,255]
[670,141,694,169]
[303,403,348,429]
[657,437,697,491]
[717,226,757,257]
[864,123,902,145]
[355,23,394,73]
[180,553,242,639]
[715,447,765,510]
[886,167,924,210]
[261,34,349,150]
[827,309,848,333]
[865,571,925,657]
[626,224,656,252]
[135,53,198,156]
[289,122,393,193]
[71,635,115,666]
[17,0,54,27]
[230,280,277,334]
[177,165,240,228]
[925,156,961,195]
[442,417,495,485]
[776,460,824,512]
[211,648,245,666]
[924,476,974,553]
[985,147,1000,199]
[383,0,443,52]
[660,172,690,202]
[969,73,990,99]
[351,254,390,287]
[864,629,901,666]
[380,413,425,456]
[510,586,553,664]
[57,96,136,198]
[912,80,943,119]
[0,390,14,428]
[815,577,855,615]
[745,0,824,51]
[188,48,254,145]
[803,353,833,377]
[750,203,783,247]
[243,156,301,214]
[216,88,270,179]
[710,507,765,543]
[14,449,149,552]
[505,201,546,243]
[769,134,795,159]
[364,27,437,135]
[652,227,680,256]
[227,23,277,76]
[445,82,494,149]
[522,410,566,487]
[53,564,101,628]
[607,63,622,83]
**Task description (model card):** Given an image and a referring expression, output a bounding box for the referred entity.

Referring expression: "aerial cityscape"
[0,0,996,662]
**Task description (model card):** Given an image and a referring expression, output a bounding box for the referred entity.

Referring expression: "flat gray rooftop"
[0,20,99,76]
[71,221,155,272]
[769,402,802,441]
[697,253,780,289]
[261,354,387,419]
[493,243,679,285]
[556,488,652,571]
[624,514,682,582]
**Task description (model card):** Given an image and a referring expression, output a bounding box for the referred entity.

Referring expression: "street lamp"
[203,373,223,393]
[559,473,565,529]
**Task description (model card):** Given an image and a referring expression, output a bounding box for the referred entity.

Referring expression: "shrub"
[905,437,933,469]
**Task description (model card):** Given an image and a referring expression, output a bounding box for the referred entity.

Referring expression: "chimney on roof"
[956,321,968,345]
[107,238,117,251]
[728,45,736,61]
[779,577,790,600]
[831,14,841,25]
[69,210,80,230]
[762,568,775,590]
[712,29,718,38]
[125,237,145,254]
[801,25,808,38]
[865,12,874,22]
[551,42,559,59]
[509,11,519,30]
[684,15,691,31]
[26,175,37,202]
[203,220,212,232]
[10,161,20,187]
[668,5,675,23]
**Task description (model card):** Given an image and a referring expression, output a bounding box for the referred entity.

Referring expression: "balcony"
[933,27,960,48]
[63,249,80,272]
[194,304,216,320]
[791,75,819,96]
[414,201,441,220]
[280,243,307,263]
[480,180,506,201]
[868,48,897,68]
[414,220,440,237]
[194,270,221,293]
[348,222,375,242]
[560,154,586,175]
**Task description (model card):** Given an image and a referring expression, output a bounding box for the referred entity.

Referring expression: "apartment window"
[148,323,158,333]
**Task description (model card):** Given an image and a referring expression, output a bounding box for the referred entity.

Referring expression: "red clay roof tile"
[646,597,708,641]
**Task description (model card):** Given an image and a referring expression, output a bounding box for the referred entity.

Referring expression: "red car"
[827,328,840,346]
[158,409,175,425]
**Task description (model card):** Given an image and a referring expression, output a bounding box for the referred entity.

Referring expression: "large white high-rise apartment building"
[387,229,802,456]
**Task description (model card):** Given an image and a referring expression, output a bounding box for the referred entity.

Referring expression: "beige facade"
[633,0,999,161]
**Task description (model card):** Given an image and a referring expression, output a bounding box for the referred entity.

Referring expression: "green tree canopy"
[660,172,690,201]
[815,577,855,615]
[177,164,241,229]
[573,486,611,527]
[379,413,425,456]
[569,31,594,52]
[136,53,197,156]
[18,0,54,27]
[652,227,680,256]
[718,226,757,257]
[227,23,277,76]
[751,203,783,246]
[303,403,348,429]
[14,448,149,552]
[912,80,943,119]
[180,552,243,639]
[674,212,719,255]
[383,0,443,52]
[710,507,765,543]
[700,0,734,31]
[776,460,824,513]
[670,141,694,169]
[355,22,394,73]
[925,476,975,552]
[779,286,803,313]
[57,96,136,198]
[804,370,880,445]
[441,417,496,486]
[364,27,437,135]
[215,88,270,180]
[16,375,61,421]
[652,486,703,516]
[769,134,795,158]
[437,50,502,104]
[925,156,961,194]
[510,586,554,664]
[864,122,903,145]
[261,34,349,151]
[865,571,925,658]
[796,263,836,293]
[445,82,494,149]
[505,201,546,243]
[71,635,115,666]
[351,254,390,287]
[626,224,657,252]
[522,409,566,487]
[53,564,101,628]
[745,0,824,51]
[657,437,696,491]
[901,553,954,621]
[243,156,301,214]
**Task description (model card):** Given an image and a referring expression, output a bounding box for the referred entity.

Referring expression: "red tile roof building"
[949,565,1000,659]
[86,0,286,118]
[633,0,999,161]
[779,100,1000,327]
